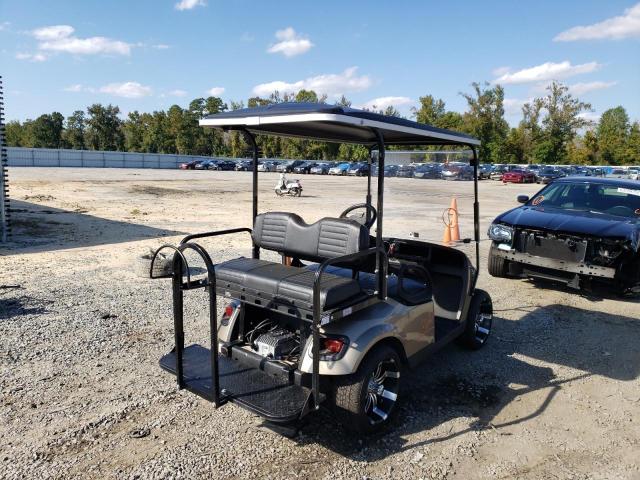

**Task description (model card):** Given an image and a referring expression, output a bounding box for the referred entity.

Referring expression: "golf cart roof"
[200,102,479,147]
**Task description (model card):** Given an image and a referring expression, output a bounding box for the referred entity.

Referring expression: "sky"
[1,0,639,126]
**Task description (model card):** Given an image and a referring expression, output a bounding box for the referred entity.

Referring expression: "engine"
[254,328,299,360]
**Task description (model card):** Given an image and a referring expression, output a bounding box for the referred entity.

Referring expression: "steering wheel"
[339,203,377,229]
[606,205,634,217]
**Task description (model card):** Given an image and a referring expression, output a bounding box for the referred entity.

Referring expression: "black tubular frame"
[310,246,387,409]
[157,120,482,418]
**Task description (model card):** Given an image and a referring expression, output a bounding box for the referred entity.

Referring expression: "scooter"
[275,173,302,197]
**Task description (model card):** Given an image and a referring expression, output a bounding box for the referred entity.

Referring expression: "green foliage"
[597,106,630,165]
[460,82,509,163]
[4,85,636,166]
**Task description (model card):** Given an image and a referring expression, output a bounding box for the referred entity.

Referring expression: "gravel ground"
[1,168,639,480]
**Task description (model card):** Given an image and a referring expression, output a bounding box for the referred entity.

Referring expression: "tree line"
[5,82,639,165]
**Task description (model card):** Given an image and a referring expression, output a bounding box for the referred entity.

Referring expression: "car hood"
[496,206,640,251]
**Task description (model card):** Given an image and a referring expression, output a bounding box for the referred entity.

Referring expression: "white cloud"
[503,98,530,116]
[492,66,510,77]
[99,81,152,98]
[168,89,187,97]
[29,24,131,56]
[63,84,84,92]
[361,96,412,110]
[15,52,47,62]
[568,81,617,95]
[252,67,372,97]
[0,21,11,31]
[153,44,170,50]
[555,3,640,41]
[175,0,206,11]
[578,111,600,123]
[206,86,225,96]
[267,27,313,57]
[493,61,601,85]
[32,25,75,41]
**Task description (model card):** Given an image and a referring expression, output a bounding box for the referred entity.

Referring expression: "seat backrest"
[252,212,369,262]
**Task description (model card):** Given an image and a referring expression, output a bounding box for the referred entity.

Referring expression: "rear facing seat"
[215,213,370,311]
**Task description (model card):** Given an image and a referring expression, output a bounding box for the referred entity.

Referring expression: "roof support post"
[366,147,373,226]
[372,129,387,299]
[240,129,260,259]
[470,145,480,287]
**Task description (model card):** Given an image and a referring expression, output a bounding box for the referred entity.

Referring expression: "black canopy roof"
[200,102,479,147]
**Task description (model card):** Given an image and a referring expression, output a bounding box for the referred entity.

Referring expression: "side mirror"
[517,195,530,204]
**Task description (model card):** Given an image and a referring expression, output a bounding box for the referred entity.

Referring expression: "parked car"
[502,169,537,184]
[310,162,330,174]
[212,160,236,171]
[628,168,639,181]
[346,162,369,176]
[236,160,254,171]
[487,177,640,293]
[329,162,351,175]
[608,168,628,179]
[277,160,306,173]
[396,165,415,178]
[490,165,508,181]
[195,160,216,170]
[382,165,399,177]
[258,161,278,172]
[292,161,316,174]
[413,163,442,179]
[478,164,493,180]
[442,163,473,180]
[179,160,203,170]
[537,167,565,184]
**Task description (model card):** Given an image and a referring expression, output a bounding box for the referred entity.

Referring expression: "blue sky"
[1,0,639,125]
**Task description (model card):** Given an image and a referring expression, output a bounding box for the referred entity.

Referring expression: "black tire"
[332,344,402,434]
[488,244,510,278]
[458,289,493,350]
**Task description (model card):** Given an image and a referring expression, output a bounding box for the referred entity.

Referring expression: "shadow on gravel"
[0,293,52,319]
[295,304,640,460]
[1,200,184,255]
[527,278,640,304]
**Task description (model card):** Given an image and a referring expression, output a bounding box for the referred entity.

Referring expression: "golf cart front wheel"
[332,345,401,434]
[458,289,493,350]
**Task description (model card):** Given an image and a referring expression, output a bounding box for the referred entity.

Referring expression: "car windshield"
[529,182,640,218]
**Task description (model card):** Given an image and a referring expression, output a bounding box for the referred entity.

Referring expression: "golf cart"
[150,103,492,433]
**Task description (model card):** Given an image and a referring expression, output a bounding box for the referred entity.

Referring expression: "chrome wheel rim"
[474,301,493,344]
[364,358,400,425]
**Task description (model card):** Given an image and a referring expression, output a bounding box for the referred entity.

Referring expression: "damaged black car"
[487,177,640,293]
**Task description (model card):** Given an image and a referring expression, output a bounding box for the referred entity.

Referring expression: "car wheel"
[457,289,493,350]
[332,344,402,434]
[488,244,510,278]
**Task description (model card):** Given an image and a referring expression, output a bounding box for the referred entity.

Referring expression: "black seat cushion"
[215,257,362,310]
[252,212,369,263]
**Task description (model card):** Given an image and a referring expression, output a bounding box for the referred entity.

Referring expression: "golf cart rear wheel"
[458,289,493,350]
[332,345,401,434]
[488,244,510,277]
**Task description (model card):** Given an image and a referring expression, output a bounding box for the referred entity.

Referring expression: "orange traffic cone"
[449,197,460,241]
[442,219,452,243]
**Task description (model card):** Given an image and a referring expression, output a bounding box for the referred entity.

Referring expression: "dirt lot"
[1,168,639,480]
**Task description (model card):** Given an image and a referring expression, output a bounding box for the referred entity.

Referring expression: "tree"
[597,106,630,165]
[85,104,124,151]
[123,111,144,152]
[26,112,65,148]
[526,82,592,164]
[63,110,86,150]
[4,120,26,147]
[625,121,640,165]
[460,83,509,163]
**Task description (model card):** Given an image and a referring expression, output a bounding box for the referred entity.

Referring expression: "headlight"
[488,223,513,243]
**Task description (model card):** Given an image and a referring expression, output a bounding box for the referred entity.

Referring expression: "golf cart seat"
[214,212,371,314]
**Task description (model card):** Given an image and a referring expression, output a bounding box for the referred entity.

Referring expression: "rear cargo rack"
[150,233,386,419]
